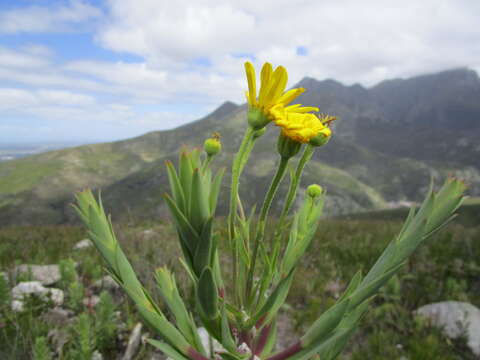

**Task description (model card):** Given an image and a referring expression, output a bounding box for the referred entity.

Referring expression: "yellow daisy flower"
[270,104,333,145]
[244,61,313,129]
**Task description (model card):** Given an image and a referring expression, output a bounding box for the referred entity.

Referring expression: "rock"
[42,307,74,326]
[48,328,70,358]
[0,271,7,282]
[83,295,101,308]
[91,350,103,360]
[11,281,64,311]
[122,323,143,360]
[11,300,24,312]
[13,264,61,286]
[415,301,480,356]
[73,239,93,250]
[91,275,120,293]
[325,279,344,299]
[197,327,224,356]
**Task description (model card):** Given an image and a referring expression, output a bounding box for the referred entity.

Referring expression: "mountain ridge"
[0,67,479,226]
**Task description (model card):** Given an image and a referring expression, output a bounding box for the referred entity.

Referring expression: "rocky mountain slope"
[1,68,479,226]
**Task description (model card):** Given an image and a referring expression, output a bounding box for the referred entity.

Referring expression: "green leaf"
[350,262,404,309]
[179,151,194,216]
[194,217,214,275]
[163,193,199,256]
[190,169,210,231]
[166,160,186,213]
[301,298,350,346]
[209,168,225,214]
[147,339,191,360]
[197,267,219,320]
[248,269,295,328]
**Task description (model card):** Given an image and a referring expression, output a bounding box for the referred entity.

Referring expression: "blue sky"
[1,0,479,144]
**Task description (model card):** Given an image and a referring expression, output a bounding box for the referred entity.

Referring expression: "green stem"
[246,156,290,306]
[228,126,255,306]
[274,145,315,244]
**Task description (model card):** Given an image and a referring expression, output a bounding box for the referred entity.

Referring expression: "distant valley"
[0,67,479,226]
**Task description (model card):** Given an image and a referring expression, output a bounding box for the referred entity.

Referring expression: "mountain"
[1,68,479,226]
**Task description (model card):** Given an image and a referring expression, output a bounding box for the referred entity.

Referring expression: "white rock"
[415,301,480,355]
[73,239,93,250]
[13,264,61,286]
[197,327,224,356]
[91,350,103,360]
[122,323,143,360]
[83,295,101,308]
[11,300,24,312]
[11,281,64,310]
[92,275,120,292]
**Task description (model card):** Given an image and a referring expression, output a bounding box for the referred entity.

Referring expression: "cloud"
[97,0,480,86]
[1,0,480,143]
[0,88,95,109]
[0,0,101,33]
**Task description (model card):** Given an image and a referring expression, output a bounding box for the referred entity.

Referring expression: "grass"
[0,216,479,359]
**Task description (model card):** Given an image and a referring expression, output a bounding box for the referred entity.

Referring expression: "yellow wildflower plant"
[244,61,314,129]
[270,104,333,145]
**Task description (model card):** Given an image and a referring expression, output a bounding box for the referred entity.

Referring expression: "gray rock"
[122,323,143,360]
[11,281,64,311]
[91,350,103,360]
[73,239,93,250]
[13,264,61,286]
[91,275,120,293]
[42,307,74,326]
[415,301,480,355]
[83,295,101,308]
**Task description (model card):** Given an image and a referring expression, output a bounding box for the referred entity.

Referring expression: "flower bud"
[307,184,323,198]
[248,107,270,130]
[277,132,302,159]
[204,136,221,156]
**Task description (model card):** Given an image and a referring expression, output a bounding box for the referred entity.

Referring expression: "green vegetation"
[0,215,478,359]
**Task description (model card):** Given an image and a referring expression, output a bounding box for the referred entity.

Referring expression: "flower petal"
[244,62,257,107]
[278,88,305,106]
[258,62,273,105]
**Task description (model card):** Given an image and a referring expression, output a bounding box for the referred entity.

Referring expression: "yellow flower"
[270,104,333,145]
[244,61,313,129]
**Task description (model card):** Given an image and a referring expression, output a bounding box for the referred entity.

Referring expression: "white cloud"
[0,0,101,33]
[1,0,480,143]
[97,0,480,86]
[0,88,95,109]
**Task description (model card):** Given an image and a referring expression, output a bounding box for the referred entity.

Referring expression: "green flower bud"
[307,184,323,198]
[204,137,221,156]
[277,132,302,159]
[248,107,270,130]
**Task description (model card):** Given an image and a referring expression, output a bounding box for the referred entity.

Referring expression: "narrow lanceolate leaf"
[426,178,466,233]
[248,269,295,328]
[338,270,362,302]
[155,268,206,355]
[209,168,225,214]
[350,262,404,309]
[179,151,194,215]
[197,267,219,320]
[301,298,350,346]
[194,217,214,275]
[190,169,210,231]
[166,160,186,212]
[147,339,191,360]
[163,193,199,256]
[221,305,238,353]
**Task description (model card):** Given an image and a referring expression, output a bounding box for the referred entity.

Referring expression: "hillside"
[1,68,479,226]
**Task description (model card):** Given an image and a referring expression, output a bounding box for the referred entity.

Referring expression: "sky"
[0,0,479,144]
